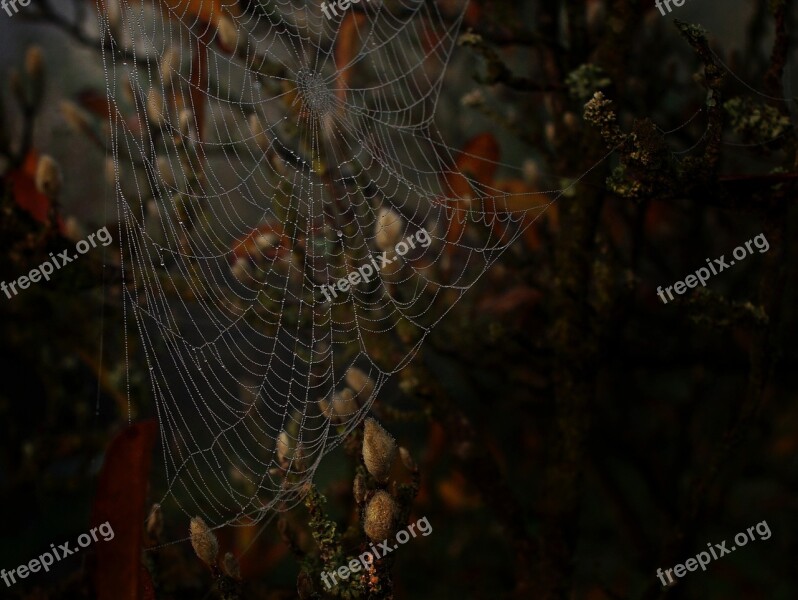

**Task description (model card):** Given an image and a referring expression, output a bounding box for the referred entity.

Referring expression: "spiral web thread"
[98,0,562,528]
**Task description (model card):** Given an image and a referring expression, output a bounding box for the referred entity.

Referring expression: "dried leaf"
[335,12,367,101]
[441,133,501,248]
[4,151,63,229]
[91,420,158,600]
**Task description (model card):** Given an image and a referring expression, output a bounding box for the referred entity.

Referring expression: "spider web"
[99,0,557,527]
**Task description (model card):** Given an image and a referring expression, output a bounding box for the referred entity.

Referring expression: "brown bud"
[363,490,398,541]
[460,88,485,108]
[563,111,579,132]
[398,373,420,395]
[177,109,194,138]
[189,516,219,566]
[60,100,92,136]
[522,159,541,187]
[353,472,366,504]
[297,570,314,599]
[317,395,332,419]
[146,503,163,540]
[222,552,241,580]
[248,114,269,151]
[345,366,375,404]
[160,46,181,87]
[62,216,85,243]
[544,122,557,145]
[230,257,251,282]
[399,447,416,472]
[157,156,176,188]
[106,0,122,42]
[217,16,247,55]
[276,430,292,466]
[374,207,403,251]
[331,388,357,423]
[362,418,397,482]
[104,157,118,186]
[25,46,44,83]
[35,155,63,200]
[146,89,165,127]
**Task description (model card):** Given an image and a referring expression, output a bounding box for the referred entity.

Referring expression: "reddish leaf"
[438,0,481,27]
[125,0,239,29]
[437,471,481,510]
[478,284,541,315]
[75,89,113,121]
[91,420,158,600]
[141,565,157,600]
[440,133,500,248]
[491,179,559,250]
[231,221,291,261]
[4,151,64,230]
[335,12,367,102]
[447,132,500,195]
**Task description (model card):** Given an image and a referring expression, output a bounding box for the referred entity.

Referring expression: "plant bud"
[399,447,416,472]
[25,46,44,97]
[353,472,366,503]
[563,111,579,132]
[222,552,241,580]
[178,109,194,138]
[522,159,540,186]
[35,154,63,199]
[106,0,122,42]
[345,366,375,404]
[62,216,85,243]
[217,16,247,55]
[277,430,292,466]
[104,157,118,186]
[374,207,404,251]
[460,88,485,108]
[25,47,43,74]
[297,570,314,599]
[331,388,357,422]
[248,113,269,151]
[362,418,397,482]
[146,504,163,540]
[544,122,557,145]
[160,46,181,87]
[363,490,398,541]
[230,257,250,281]
[60,100,93,136]
[189,517,219,566]
[146,89,165,127]
[317,395,332,419]
[157,156,176,188]
[271,153,287,176]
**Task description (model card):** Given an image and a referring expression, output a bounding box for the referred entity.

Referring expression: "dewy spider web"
[99,0,557,527]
